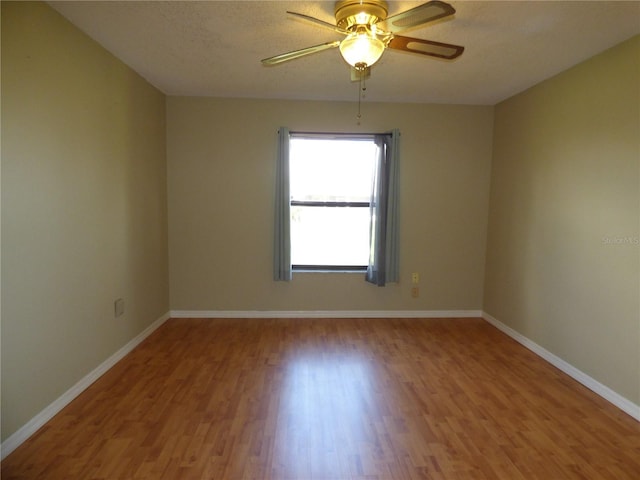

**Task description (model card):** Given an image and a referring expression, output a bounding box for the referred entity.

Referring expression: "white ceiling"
[49,1,640,105]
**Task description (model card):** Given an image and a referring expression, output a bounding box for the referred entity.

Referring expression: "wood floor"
[2,317,639,479]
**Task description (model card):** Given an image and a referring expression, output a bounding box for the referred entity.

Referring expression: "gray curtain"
[273,127,292,281]
[366,129,400,286]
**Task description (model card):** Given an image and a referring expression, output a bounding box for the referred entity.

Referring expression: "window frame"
[289,132,378,273]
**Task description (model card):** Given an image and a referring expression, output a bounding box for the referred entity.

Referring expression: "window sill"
[293,267,366,274]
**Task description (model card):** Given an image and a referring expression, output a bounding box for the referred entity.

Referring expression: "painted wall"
[1,2,170,440]
[167,97,494,312]
[484,36,640,404]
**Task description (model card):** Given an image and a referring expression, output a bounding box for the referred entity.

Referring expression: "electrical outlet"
[114,298,125,317]
[411,272,419,284]
[411,287,419,298]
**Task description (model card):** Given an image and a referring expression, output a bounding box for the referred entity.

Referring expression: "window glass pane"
[291,206,371,266]
[290,138,376,203]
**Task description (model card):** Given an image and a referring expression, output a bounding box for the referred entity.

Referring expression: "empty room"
[1,1,639,479]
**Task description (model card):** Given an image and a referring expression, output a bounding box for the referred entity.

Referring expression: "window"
[289,134,378,271]
[274,127,399,285]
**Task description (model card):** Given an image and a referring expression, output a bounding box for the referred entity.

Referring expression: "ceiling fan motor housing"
[334,0,389,29]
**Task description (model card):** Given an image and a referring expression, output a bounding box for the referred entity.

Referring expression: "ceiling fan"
[261,0,464,72]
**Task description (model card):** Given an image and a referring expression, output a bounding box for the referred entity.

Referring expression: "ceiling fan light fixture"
[339,29,385,68]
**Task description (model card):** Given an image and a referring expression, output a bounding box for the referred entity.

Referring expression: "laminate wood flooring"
[2,317,639,479]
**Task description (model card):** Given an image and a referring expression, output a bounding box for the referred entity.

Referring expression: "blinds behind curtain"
[273,127,292,281]
[366,129,400,286]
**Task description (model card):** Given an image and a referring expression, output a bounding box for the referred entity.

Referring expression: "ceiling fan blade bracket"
[287,11,349,35]
[262,41,341,65]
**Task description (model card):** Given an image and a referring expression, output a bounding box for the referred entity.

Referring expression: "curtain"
[273,127,292,281]
[366,129,400,286]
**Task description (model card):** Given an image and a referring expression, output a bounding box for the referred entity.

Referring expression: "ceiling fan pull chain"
[362,67,367,94]
[357,74,362,123]
[355,62,367,124]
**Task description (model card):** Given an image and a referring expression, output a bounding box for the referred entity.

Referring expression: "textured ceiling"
[49,1,640,105]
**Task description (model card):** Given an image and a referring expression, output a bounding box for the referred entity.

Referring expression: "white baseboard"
[170,309,483,319]
[1,311,171,461]
[482,311,640,422]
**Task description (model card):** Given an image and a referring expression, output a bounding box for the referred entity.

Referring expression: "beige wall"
[1,2,170,440]
[167,97,494,312]
[484,36,640,403]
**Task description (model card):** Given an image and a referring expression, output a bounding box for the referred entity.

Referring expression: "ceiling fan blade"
[388,36,464,60]
[287,11,349,35]
[377,0,455,33]
[261,41,341,65]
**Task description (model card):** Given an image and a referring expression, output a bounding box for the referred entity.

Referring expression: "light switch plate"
[114,298,125,317]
